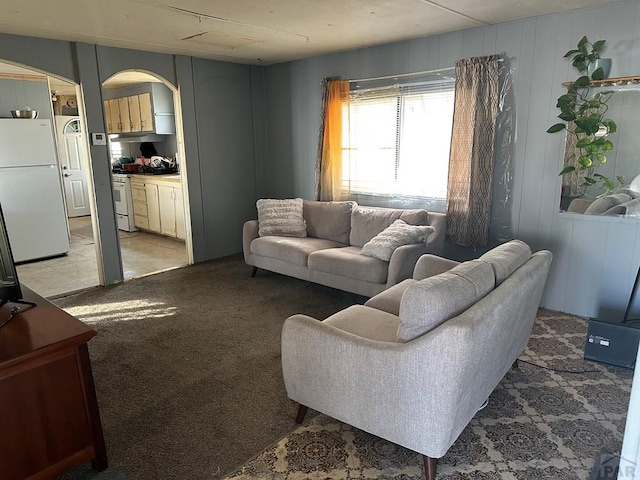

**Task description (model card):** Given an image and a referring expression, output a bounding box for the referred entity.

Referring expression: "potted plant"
[564,36,612,80]
[547,36,621,195]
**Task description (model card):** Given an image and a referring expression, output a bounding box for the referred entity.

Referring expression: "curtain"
[316,78,350,201]
[446,55,501,247]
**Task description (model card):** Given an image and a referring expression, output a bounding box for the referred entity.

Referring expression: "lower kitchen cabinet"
[129,175,184,239]
[158,184,185,240]
[145,183,161,233]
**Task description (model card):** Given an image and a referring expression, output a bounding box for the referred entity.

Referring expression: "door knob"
[64,173,72,177]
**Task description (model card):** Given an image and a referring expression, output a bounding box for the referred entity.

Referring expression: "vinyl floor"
[16,216,187,298]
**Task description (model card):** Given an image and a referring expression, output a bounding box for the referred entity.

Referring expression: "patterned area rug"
[224,310,634,479]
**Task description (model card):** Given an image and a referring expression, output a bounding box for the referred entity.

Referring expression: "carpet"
[53,254,365,480]
[223,310,634,480]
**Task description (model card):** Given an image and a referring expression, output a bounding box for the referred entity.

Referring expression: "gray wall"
[0,78,52,119]
[192,58,258,258]
[262,0,640,319]
[0,34,261,285]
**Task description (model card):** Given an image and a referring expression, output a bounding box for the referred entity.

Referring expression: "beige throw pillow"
[360,219,434,261]
[257,198,307,237]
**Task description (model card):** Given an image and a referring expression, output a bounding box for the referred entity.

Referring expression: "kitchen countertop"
[129,173,182,184]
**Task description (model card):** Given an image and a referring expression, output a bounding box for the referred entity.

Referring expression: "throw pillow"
[360,219,434,262]
[256,198,307,237]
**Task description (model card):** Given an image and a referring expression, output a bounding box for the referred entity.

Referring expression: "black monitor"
[0,201,25,307]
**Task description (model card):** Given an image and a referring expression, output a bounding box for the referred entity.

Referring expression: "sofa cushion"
[397,260,495,342]
[308,246,389,284]
[349,206,429,247]
[479,239,531,286]
[364,279,416,316]
[257,198,307,237]
[251,236,345,267]
[324,305,400,342]
[361,220,434,261]
[303,200,355,244]
[584,193,632,215]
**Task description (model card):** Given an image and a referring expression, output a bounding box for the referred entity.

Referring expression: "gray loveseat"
[243,200,447,297]
[281,240,553,480]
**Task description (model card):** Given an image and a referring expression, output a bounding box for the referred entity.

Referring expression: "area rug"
[224,310,634,480]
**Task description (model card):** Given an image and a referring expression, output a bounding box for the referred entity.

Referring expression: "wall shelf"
[561,75,640,88]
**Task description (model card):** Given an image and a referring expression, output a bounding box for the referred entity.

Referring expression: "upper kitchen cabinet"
[103,82,175,135]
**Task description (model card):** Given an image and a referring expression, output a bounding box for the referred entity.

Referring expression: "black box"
[584,318,640,368]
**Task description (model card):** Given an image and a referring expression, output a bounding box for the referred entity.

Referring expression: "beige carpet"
[224,310,634,480]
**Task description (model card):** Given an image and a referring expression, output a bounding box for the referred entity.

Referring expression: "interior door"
[55,117,91,217]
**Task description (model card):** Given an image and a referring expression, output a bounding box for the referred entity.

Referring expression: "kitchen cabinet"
[138,92,154,132]
[145,183,161,233]
[103,83,175,135]
[129,175,184,239]
[128,95,141,132]
[158,184,184,239]
[131,179,149,230]
[117,97,131,133]
[104,98,122,134]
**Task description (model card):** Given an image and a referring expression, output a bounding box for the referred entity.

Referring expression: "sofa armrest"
[281,313,472,458]
[242,220,259,264]
[412,254,460,280]
[426,212,446,255]
[386,243,428,288]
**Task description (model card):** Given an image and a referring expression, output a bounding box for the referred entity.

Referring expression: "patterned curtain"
[316,78,350,201]
[446,55,501,247]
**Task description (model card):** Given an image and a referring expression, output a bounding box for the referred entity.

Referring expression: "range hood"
[108,133,167,143]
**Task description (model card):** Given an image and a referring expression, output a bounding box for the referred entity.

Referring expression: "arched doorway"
[101,70,191,280]
[0,60,102,298]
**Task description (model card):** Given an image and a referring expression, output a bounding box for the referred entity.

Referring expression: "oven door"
[113,182,128,216]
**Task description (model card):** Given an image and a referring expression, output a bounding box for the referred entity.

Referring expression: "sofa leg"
[512,359,519,370]
[422,456,437,480]
[251,266,258,277]
[295,404,308,424]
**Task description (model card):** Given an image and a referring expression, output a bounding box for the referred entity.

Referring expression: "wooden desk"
[0,287,107,480]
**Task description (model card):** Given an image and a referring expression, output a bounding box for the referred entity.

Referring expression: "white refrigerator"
[0,118,70,262]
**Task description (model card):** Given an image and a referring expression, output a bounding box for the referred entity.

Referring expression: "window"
[341,77,455,210]
[64,119,81,134]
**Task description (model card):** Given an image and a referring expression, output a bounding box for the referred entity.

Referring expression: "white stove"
[112,173,137,232]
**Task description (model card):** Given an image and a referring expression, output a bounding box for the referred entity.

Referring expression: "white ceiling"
[0,0,626,66]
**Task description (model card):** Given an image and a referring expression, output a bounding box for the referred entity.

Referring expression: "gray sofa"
[281,240,553,480]
[243,200,447,297]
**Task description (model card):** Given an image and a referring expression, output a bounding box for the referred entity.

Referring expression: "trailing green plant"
[547,36,622,195]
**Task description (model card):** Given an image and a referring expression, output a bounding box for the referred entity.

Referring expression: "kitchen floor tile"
[16,215,188,298]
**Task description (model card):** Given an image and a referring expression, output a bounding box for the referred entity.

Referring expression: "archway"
[101,69,192,280]
[0,59,103,297]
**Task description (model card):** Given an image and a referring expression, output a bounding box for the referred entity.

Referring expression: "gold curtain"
[446,55,501,247]
[317,79,350,201]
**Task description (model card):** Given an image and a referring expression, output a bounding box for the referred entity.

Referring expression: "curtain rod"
[349,66,455,84]
[349,56,505,84]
